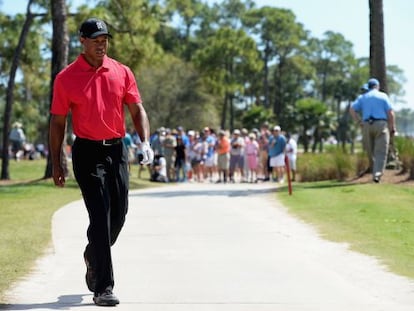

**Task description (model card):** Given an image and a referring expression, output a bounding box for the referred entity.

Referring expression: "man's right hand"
[52,166,66,187]
[49,114,67,187]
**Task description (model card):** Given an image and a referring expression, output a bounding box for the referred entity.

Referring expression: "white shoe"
[373,172,382,183]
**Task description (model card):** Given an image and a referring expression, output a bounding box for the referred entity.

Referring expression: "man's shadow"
[0,294,93,310]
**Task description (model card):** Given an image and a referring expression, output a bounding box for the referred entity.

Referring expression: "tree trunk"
[369,0,387,93]
[44,0,69,179]
[220,93,228,130]
[273,59,284,116]
[263,40,270,108]
[1,0,35,180]
[230,94,234,131]
[369,0,397,163]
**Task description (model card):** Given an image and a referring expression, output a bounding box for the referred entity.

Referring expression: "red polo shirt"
[51,54,142,140]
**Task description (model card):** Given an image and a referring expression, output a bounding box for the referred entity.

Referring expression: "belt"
[76,137,123,146]
[364,118,387,122]
[364,118,387,123]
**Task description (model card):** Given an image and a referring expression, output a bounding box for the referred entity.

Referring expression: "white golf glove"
[139,141,154,165]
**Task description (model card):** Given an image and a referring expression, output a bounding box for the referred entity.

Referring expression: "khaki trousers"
[362,120,389,177]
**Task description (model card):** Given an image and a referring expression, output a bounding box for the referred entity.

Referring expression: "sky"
[2,0,413,110]
[265,0,414,111]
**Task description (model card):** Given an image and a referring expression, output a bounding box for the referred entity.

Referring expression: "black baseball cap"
[79,18,112,39]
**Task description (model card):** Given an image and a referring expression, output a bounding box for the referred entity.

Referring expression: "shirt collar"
[77,54,110,71]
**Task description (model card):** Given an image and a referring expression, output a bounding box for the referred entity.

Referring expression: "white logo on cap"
[96,21,104,30]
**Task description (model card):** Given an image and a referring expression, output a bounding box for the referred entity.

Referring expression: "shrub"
[355,151,370,175]
[333,149,355,180]
[395,136,414,179]
[298,149,356,182]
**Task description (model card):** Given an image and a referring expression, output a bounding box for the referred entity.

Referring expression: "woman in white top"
[285,134,298,181]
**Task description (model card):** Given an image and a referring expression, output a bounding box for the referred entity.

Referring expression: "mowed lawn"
[277,180,414,279]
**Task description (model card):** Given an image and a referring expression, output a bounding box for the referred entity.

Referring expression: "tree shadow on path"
[0,294,93,310]
[130,186,278,198]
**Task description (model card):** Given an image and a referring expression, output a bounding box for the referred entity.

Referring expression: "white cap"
[273,125,281,131]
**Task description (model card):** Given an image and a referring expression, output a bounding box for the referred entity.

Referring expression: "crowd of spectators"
[6,120,297,184]
[126,123,297,184]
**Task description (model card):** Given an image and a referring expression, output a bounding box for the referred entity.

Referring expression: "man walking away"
[350,78,396,183]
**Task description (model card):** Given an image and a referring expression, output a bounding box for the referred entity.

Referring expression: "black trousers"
[72,138,129,294]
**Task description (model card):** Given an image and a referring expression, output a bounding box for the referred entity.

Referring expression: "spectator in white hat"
[229,129,245,182]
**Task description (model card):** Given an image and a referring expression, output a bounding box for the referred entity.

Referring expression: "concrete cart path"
[3,182,414,310]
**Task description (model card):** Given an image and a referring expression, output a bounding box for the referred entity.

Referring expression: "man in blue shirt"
[203,127,217,182]
[268,125,286,183]
[350,78,396,183]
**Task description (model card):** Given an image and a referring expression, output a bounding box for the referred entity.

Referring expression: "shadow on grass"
[0,178,80,190]
[275,180,365,193]
[0,294,93,310]
[0,175,162,193]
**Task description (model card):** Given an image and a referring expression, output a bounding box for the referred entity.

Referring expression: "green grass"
[0,159,153,301]
[278,181,414,279]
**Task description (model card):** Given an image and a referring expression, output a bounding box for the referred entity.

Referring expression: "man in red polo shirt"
[49,18,154,306]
